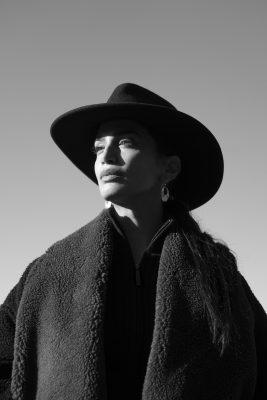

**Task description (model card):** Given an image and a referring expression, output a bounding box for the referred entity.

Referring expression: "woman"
[0,83,266,400]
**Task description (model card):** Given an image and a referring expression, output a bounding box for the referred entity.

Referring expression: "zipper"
[146,218,173,252]
[135,267,142,286]
[134,218,173,286]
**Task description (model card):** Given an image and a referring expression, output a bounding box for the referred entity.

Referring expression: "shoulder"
[0,254,46,320]
[200,232,267,314]
[237,271,267,315]
[1,209,111,316]
[195,231,239,291]
[196,230,238,271]
[30,208,112,276]
[44,208,111,258]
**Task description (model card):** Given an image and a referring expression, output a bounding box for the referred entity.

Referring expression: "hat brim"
[50,102,224,210]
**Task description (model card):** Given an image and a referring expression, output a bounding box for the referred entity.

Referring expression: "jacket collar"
[105,202,179,255]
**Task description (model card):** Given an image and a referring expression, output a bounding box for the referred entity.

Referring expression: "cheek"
[94,159,101,180]
[126,153,160,185]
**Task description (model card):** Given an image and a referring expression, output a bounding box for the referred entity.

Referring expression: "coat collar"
[105,203,177,256]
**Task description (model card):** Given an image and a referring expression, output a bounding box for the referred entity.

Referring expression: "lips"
[101,174,124,183]
[100,170,124,179]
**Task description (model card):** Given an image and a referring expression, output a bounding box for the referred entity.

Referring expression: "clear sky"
[1,0,266,308]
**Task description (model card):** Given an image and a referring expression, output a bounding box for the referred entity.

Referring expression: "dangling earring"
[105,201,112,209]
[161,184,170,202]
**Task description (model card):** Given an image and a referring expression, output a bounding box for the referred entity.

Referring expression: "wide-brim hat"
[50,82,224,210]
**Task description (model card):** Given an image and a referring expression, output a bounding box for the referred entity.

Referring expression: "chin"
[101,191,132,207]
[100,182,125,194]
[100,188,124,202]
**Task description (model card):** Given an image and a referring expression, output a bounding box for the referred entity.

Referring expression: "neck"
[110,195,165,249]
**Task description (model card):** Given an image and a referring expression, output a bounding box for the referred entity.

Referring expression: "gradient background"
[1,0,266,307]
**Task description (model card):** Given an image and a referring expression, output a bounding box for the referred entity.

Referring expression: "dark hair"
[168,200,239,357]
[151,130,239,356]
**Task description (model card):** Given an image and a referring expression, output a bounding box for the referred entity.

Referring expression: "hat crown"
[107,83,176,109]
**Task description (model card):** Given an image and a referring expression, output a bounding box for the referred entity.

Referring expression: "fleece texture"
[0,208,267,400]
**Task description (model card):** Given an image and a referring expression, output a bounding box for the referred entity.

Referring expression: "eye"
[91,144,104,154]
[119,138,134,146]
[91,137,136,155]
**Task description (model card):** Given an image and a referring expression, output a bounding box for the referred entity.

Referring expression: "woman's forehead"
[95,119,150,140]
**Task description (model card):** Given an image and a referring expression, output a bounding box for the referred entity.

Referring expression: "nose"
[100,143,118,164]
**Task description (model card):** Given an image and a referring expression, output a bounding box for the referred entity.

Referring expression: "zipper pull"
[135,266,142,286]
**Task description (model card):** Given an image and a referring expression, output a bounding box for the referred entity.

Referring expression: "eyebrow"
[94,130,142,142]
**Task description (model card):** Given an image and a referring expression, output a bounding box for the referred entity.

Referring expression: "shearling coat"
[0,207,267,399]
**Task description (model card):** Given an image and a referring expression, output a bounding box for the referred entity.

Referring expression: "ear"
[162,155,181,185]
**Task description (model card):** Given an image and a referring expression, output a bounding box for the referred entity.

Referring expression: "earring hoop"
[161,184,170,202]
[104,201,112,209]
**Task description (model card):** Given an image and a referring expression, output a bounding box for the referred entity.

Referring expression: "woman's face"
[93,119,172,206]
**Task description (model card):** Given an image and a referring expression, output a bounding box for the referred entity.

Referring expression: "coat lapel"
[142,229,208,398]
[13,210,116,399]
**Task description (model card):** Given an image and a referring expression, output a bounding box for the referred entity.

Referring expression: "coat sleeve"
[0,256,42,399]
[238,272,267,399]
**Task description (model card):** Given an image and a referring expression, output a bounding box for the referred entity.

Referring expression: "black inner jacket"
[103,203,177,399]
